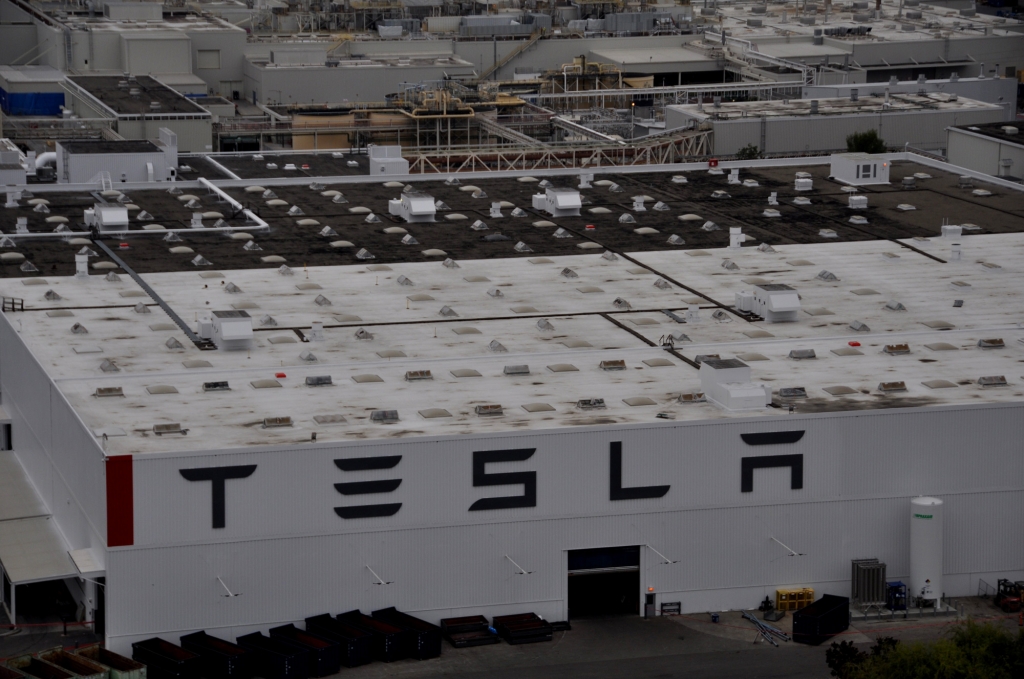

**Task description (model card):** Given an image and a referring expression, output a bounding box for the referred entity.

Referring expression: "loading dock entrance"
[567,546,640,618]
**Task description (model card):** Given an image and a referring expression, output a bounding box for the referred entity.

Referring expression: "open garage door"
[567,546,640,618]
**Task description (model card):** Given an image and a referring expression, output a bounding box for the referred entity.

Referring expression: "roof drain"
[93,240,215,350]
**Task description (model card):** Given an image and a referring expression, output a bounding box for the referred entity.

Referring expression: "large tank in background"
[910,496,943,605]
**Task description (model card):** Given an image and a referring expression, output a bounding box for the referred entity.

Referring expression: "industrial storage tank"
[909,496,943,605]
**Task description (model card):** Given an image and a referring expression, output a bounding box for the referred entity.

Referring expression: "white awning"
[0,451,48,522]
[0,516,76,585]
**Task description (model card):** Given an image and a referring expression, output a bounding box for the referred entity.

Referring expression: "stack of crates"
[776,588,815,611]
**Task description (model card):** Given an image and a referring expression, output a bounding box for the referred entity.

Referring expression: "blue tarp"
[0,88,65,116]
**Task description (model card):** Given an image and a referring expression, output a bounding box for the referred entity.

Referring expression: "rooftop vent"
[577,398,606,410]
[397,275,413,286]
[405,370,433,381]
[475,404,504,416]
[878,381,907,393]
[72,323,89,335]
[305,375,333,387]
[978,375,1008,387]
[263,416,293,429]
[443,258,460,269]
[600,360,626,371]
[314,295,332,306]
[504,364,530,375]
[778,387,808,399]
[789,349,817,360]
[95,387,124,397]
[203,381,231,392]
[299,350,318,363]
[354,328,373,340]
[817,270,839,281]
[884,343,910,355]
[536,319,554,331]
[100,359,119,372]
[489,340,507,352]
[487,288,503,298]
[153,423,187,436]
[849,320,870,332]
[514,241,533,253]
[165,337,184,350]
[356,248,375,260]
[439,306,458,317]
[613,297,632,310]
[678,392,707,403]
[885,300,907,311]
[260,315,278,327]
[977,338,1005,349]
[370,410,400,423]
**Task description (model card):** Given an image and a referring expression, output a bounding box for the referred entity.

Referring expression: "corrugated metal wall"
[66,151,172,184]
[103,403,1024,653]
[0,313,108,553]
[117,118,212,154]
[712,107,1007,155]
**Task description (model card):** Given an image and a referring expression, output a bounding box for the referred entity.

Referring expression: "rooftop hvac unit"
[830,153,890,186]
[209,310,254,351]
[388,192,436,223]
[699,358,770,411]
[532,187,582,218]
[751,284,801,323]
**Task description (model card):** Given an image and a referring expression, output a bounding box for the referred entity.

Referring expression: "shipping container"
[268,624,341,677]
[793,595,850,645]
[371,607,442,659]
[4,657,73,679]
[439,616,499,648]
[492,613,554,644]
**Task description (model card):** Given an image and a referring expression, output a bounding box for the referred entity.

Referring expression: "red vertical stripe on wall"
[106,455,134,547]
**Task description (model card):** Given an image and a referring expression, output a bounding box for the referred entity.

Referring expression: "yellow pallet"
[776,588,814,611]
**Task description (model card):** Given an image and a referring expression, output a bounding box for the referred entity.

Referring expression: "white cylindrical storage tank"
[909,496,943,605]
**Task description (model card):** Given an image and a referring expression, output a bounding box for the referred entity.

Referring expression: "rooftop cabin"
[751,284,801,323]
[389,191,436,223]
[532,187,582,218]
[830,153,891,186]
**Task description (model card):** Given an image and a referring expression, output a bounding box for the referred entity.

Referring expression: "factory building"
[946,123,1024,182]
[0,153,1022,655]
[665,93,1006,156]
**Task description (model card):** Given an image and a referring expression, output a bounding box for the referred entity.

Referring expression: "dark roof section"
[69,75,209,116]
[212,310,251,318]
[703,358,749,370]
[954,122,1024,147]
[61,140,161,154]
[756,283,796,291]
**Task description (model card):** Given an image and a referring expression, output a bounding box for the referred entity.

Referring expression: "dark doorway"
[567,546,640,618]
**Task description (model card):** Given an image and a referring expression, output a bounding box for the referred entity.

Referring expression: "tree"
[826,621,1024,679]
[846,129,887,154]
[736,143,762,160]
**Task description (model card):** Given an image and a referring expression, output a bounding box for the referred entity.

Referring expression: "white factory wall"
[947,129,1024,179]
[0,313,108,554]
[803,77,1018,118]
[116,118,212,153]
[667,106,1008,156]
[121,34,192,76]
[103,402,1024,653]
[60,150,173,183]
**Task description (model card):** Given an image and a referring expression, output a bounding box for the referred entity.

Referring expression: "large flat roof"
[68,75,209,116]
[3,232,1024,455]
[668,93,1001,122]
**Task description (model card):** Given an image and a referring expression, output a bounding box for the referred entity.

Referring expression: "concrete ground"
[2,598,1016,677]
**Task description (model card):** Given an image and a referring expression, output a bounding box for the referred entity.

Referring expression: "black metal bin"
[235,632,309,679]
[269,623,342,677]
[303,614,373,668]
[372,607,443,660]
[336,610,412,663]
[131,637,202,679]
[180,630,253,678]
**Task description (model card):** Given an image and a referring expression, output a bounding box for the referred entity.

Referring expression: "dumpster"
[0,666,27,679]
[75,645,147,679]
[372,607,442,660]
[303,614,372,668]
[492,613,553,645]
[268,624,341,677]
[180,631,252,678]
[792,594,850,645]
[439,615,499,648]
[336,610,411,663]
[35,649,106,679]
[5,657,73,679]
[235,632,308,679]
[131,638,202,679]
